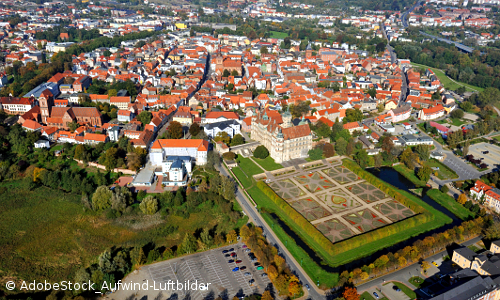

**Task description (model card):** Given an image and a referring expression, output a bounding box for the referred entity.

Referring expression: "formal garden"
[228,156,452,288]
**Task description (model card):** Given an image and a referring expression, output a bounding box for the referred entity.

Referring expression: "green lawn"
[393,164,428,187]
[232,166,253,188]
[269,31,288,39]
[51,144,63,152]
[450,118,466,126]
[492,135,500,142]
[236,156,264,176]
[426,159,459,180]
[253,156,283,171]
[0,180,245,283]
[427,189,475,220]
[411,63,484,92]
[360,291,388,300]
[390,281,417,299]
[409,276,425,288]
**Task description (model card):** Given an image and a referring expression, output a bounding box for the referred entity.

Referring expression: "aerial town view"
[3,0,500,299]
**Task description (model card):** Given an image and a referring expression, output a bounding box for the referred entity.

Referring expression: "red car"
[230,253,236,257]
[236,260,242,264]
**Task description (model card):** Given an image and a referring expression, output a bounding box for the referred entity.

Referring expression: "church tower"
[282,108,292,128]
[306,43,313,58]
[39,89,54,124]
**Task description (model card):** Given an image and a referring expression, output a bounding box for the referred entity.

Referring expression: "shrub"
[222,151,236,161]
[254,145,269,159]
[440,185,449,194]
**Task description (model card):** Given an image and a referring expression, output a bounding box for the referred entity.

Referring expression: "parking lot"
[144,242,271,300]
[469,143,500,171]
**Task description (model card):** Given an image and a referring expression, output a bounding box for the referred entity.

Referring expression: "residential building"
[0,97,34,115]
[418,104,446,120]
[204,120,241,138]
[399,134,433,146]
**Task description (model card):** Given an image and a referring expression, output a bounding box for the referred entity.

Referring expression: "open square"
[294,172,335,193]
[346,182,388,203]
[342,209,388,232]
[315,218,355,243]
[268,179,305,200]
[323,166,359,184]
[289,198,332,221]
[316,189,363,213]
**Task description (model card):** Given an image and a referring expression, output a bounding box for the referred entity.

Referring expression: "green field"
[411,63,484,92]
[236,156,264,176]
[427,189,475,220]
[269,31,288,39]
[231,160,452,288]
[253,156,283,171]
[232,166,253,188]
[0,180,245,283]
[492,135,500,142]
[426,159,459,180]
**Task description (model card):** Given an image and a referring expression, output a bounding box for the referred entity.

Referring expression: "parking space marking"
[204,253,232,289]
[180,260,205,300]
[148,263,185,297]
[229,261,255,295]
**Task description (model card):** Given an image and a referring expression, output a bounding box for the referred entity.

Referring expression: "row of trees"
[240,224,303,297]
[339,217,487,286]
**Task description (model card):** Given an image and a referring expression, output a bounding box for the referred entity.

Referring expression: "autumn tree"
[137,111,152,125]
[189,122,200,136]
[417,165,431,182]
[289,281,302,297]
[458,193,468,205]
[214,131,230,144]
[343,286,360,300]
[167,121,183,139]
[226,230,237,243]
[261,290,274,300]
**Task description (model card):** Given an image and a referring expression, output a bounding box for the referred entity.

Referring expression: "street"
[357,236,483,299]
[217,164,323,300]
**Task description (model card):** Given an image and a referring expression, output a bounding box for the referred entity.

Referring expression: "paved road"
[357,236,483,298]
[218,164,322,300]
[401,1,421,28]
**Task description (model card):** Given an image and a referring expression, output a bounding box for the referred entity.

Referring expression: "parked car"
[305,284,310,290]
[432,261,439,267]
[256,266,264,270]
[373,292,379,299]
[222,250,229,254]
[228,248,234,252]
[232,267,239,272]
[393,285,401,292]
[244,272,251,276]
[254,262,260,266]
[483,151,489,154]
[244,249,251,253]
[242,245,247,248]
[249,279,255,284]
[261,273,268,277]
[224,254,231,257]
[228,260,234,263]
[236,260,242,264]
[240,266,246,270]
[231,253,236,257]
